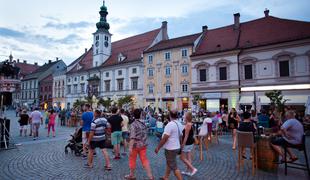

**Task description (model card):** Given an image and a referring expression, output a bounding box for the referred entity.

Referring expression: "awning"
[258,95,308,105]
[239,96,254,104]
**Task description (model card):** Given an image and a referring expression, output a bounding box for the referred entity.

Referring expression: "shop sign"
[201,93,221,99]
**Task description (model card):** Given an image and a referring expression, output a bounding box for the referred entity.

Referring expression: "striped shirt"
[90,117,109,142]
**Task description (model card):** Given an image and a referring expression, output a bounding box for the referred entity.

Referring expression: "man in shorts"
[108,107,123,159]
[84,110,111,170]
[271,110,304,162]
[155,110,183,180]
[120,109,129,155]
[81,104,93,158]
[29,107,43,140]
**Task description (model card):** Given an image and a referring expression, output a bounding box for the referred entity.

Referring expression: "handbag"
[173,121,182,155]
[104,127,113,149]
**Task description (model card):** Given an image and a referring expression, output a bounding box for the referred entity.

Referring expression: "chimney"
[48,60,52,64]
[161,21,168,40]
[56,57,59,61]
[23,60,27,64]
[233,13,240,30]
[85,48,88,53]
[264,9,269,17]
[202,25,208,32]
[34,62,38,66]
[17,59,19,63]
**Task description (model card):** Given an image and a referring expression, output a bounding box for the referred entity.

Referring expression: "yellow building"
[143,33,202,111]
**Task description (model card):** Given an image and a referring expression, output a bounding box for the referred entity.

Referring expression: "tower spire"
[96,0,110,32]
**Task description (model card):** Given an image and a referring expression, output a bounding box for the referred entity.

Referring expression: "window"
[181,49,188,57]
[279,60,289,77]
[165,84,171,93]
[104,36,109,41]
[199,69,206,82]
[131,77,138,90]
[181,65,188,74]
[29,92,32,99]
[33,91,36,98]
[118,70,122,76]
[41,87,43,92]
[165,66,171,76]
[219,67,227,80]
[132,68,137,74]
[96,35,99,40]
[106,72,109,77]
[74,77,77,82]
[105,81,110,92]
[148,84,154,94]
[45,86,48,91]
[81,76,84,81]
[148,55,153,64]
[96,49,98,54]
[165,52,171,60]
[49,86,51,91]
[148,68,154,77]
[73,84,77,93]
[182,84,188,92]
[244,65,253,80]
[80,83,85,93]
[95,61,98,67]
[68,78,71,82]
[117,79,123,91]
[67,85,71,94]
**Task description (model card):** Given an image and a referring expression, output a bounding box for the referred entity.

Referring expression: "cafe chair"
[284,134,310,176]
[237,131,257,176]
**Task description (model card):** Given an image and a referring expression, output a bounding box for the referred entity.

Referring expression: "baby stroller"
[65,127,83,156]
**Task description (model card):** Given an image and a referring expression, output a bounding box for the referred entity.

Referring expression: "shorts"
[271,136,291,147]
[89,140,106,150]
[32,123,40,132]
[20,125,28,130]
[182,144,194,153]
[164,149,180,171]
[111,131,123,145]
[82,131,89,144]
[122,131,129,140]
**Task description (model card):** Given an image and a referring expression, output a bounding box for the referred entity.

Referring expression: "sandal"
[104,166,112,171]
[124,174,136,180]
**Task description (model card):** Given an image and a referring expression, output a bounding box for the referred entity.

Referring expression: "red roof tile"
[193,16,310,56]
[145,33,201,53]
[15,63,39,77]
[102,28,161,67]
[67,47,93,74]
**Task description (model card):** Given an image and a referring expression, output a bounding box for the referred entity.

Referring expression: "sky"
[0,0,309,65]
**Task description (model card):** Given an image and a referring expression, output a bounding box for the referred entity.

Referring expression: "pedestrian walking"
[228,108,240,150]
[125,108,154,180]
[47,109,57,137]
[29,107,43,140]
[19,110,29,137]
[108,107,123,159]
[180,112,197,176]
[155,110,183,180]
[120,109,129,156]
[81,104,93,158]
[84,110,111,169]
[44,109,49,129]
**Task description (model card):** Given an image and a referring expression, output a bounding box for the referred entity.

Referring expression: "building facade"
[21,59,66,109]
[143,33,202,111]
[52,68,67,110]
[65,2,167,109]
[191,10,310,112]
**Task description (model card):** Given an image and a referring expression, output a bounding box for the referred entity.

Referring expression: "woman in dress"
[180,112,198,176]
[47,109,57,137]
[228,108,240,150]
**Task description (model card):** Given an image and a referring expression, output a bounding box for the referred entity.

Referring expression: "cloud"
[43,21,93,29]
[0,27,25,38]
[40,15,60,22]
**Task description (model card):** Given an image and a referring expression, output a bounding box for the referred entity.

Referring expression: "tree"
[98,97,112,109]
[265,90,287,116]
[117,95,133,109]
[73,99,86,109]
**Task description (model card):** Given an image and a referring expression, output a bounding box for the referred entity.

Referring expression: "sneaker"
[181,171,188,175]
[83,163,93,168]
[190,168,198,176]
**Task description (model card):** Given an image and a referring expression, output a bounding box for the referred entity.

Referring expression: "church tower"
[93,0,112,67]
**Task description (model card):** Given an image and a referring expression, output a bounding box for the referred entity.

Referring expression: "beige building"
[143,33,202,111]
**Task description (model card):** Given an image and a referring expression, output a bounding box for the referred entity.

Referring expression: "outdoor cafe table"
[256,134,279,172]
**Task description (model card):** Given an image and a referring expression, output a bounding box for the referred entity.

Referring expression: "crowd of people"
[14,104,308,179]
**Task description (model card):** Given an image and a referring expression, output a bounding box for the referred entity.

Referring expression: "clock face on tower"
[95,41,99,47]
[104,41,109,47]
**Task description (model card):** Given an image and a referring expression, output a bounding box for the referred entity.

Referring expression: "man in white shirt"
[155,110,183,180]
[120,109,129,155]
[29,107,43,140]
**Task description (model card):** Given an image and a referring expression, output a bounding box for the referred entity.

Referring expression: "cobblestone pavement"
[0,110,309,180]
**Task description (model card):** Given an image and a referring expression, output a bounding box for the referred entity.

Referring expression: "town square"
[0,0,310,179]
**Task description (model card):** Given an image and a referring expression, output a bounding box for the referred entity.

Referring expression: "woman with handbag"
[180,112,197,176]
[228,108,240,150]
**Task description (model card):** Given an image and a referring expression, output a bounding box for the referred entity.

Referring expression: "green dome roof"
[96,1,110,31]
